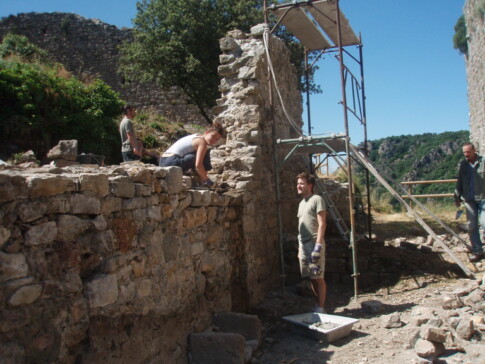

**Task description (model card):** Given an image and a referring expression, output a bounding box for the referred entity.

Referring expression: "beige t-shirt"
[297,194,326,244]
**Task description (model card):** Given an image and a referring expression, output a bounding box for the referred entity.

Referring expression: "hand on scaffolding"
[311,243,323,264]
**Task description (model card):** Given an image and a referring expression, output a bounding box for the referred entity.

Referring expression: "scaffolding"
[264,0,368,298]
[264,0,475,299]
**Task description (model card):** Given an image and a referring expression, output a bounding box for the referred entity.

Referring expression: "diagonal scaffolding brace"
[349,144,475,279]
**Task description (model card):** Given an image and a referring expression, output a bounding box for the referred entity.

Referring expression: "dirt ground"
[250,213,485,364]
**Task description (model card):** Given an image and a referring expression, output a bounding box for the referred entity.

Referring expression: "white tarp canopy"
[277,135,348,154]
[271,0,360,50]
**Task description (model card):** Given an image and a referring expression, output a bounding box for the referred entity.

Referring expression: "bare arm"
[127,132,139,156]
[193,138,209,182]
[316,210,327,244]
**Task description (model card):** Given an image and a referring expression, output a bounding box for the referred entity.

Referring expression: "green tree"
[453,15,468,56]
[120,0,316,124]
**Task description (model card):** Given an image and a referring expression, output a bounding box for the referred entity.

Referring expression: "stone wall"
[212,25,309,305]
[464,0,485,153]
[0,25,317,363]
[0,165,244,363]
[0,12,208,125]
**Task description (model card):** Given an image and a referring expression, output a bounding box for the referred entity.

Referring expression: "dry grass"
[371,203,464,241]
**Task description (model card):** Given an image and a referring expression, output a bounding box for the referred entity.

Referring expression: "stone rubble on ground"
[361,300,385,314]
[365,276,485,362]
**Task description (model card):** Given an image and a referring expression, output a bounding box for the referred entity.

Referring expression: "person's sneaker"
[469,253,484,262]
[314,306,326,314]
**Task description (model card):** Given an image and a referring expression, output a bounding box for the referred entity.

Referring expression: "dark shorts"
[122,151,140,162]
[159,150,212,172]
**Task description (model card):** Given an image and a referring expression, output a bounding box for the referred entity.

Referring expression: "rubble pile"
[368,277,485,363]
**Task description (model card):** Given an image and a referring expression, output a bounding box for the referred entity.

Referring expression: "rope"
[263,28,304,137]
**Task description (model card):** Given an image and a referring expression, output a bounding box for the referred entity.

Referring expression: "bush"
[0,59,124,162]
[134,110,189,151]
[453,15,468,56]
[0,33,50,63]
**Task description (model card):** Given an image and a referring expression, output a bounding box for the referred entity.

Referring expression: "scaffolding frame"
[265,0,369,298]
[264,0,475,298]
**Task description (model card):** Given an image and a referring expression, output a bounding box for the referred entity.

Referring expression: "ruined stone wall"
[0,12,208,125]
[0,165,245,363]
[0,23,353,363]
[0,25,313,363]
[464,0,485,153]
[212,25,308,306]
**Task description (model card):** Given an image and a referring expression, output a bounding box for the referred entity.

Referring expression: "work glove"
[203,178,214,187]
[309,262,322,276]
[311,243,323,264]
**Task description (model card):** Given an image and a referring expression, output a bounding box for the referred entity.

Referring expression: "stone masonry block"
[0,252,29,283]
[28,175,76,198]
[219,37,239,52]
[0,173,29,202]
[79,173,109,197]
[24,221,58,246]
[47,139,78,161]
[190,332,245,364]
[85,274,118,308]
[163,166,183,194]
[184,208,207,229]
[69,194,101,214]
[110,178,135,198]
[213,312,262,343]
[18,201,47,222]
[126,166,152,184]
[190,190,212,207]
[56,215,90,242]
[0,226,11,246]
[8,284,42,306]
[420,325,447,343]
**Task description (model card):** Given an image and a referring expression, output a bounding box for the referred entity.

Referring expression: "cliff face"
[359,130,469,195]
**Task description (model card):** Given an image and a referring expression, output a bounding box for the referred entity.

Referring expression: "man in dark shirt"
[119,105,140,162]
[454,142,484,262]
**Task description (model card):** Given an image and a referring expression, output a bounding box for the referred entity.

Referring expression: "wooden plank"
[402,194,454,198]
[401,179,457,185]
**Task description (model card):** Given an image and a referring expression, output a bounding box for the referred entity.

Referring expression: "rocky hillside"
[355,130,470,196]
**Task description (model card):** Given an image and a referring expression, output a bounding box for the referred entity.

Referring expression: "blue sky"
[0,1,469,145]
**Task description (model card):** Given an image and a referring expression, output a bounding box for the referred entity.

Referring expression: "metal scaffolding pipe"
[336,0,359,299]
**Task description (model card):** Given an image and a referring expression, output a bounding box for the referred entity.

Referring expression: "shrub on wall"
[453,15,468,56]
[0,35,124,163]
[0,32,50,64]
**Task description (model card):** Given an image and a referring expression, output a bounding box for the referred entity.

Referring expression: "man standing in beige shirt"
[296,172,327,313]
